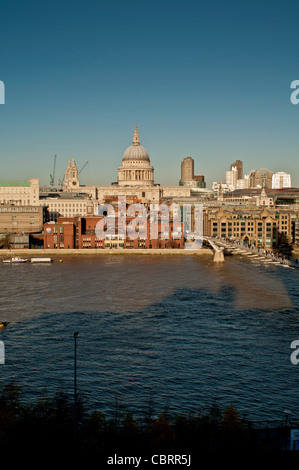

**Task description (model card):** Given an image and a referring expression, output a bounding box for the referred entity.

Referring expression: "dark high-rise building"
[180,157,206,188]
[230,160,243,180]
[181,157,194,182]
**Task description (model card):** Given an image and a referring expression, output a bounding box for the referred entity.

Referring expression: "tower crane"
[50,154,57,187]
[78,161,89,175]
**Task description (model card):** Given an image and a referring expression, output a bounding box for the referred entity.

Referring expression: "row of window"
[0,189,31,193]
[0,207,39,213]
[53,227,64,233]
[0,200,33,205]
[49,203,85,207]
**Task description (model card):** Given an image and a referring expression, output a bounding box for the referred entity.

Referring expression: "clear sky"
[0,0,298,188]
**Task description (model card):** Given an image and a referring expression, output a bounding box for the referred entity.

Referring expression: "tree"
[220,404,242,431]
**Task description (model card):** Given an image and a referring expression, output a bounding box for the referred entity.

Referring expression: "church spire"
[71,156,78,168]
[132,124,140,146]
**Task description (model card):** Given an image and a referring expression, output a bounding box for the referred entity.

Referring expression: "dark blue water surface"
[0,253,298,423]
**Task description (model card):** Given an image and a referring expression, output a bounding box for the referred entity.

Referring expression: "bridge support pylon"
[213,249,225,263]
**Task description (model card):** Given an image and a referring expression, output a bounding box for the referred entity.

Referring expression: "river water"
[0,253,298,423]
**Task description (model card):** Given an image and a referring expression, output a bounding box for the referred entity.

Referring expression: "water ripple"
[0,254,299,422]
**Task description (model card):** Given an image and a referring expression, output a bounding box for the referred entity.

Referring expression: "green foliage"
[0,381,23,413]
[220,404,242,431]
[0,382,291,454]
[148,413,175,451]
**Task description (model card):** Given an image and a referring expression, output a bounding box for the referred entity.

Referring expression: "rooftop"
[0,181,30,187]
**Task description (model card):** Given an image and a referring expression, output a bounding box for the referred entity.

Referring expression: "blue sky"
[0,0,298,187]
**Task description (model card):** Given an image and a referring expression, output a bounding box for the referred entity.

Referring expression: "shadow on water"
[1,274,299,423]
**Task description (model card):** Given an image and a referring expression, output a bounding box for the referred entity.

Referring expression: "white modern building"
[225,166,238,191]
[236,175,250,189]
[272,172,291,189]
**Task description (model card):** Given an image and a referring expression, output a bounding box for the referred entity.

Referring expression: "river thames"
[0,253,298,423]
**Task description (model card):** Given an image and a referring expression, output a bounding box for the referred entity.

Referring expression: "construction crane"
[50,154,57,187]
[78,161,89,175]
[58,175,65,188]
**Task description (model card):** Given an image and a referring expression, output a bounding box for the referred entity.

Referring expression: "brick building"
[44,219,76,249]
[44,207,184,250]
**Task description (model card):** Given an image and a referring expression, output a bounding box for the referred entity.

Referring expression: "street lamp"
[73,332,79,448]
[283,409,292,450]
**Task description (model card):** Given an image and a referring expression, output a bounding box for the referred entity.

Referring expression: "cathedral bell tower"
[63,157,80,191]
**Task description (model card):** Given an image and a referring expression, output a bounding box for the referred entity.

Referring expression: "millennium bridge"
[204,236,298,268]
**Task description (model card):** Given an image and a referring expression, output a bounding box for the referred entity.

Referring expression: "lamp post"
[283,409,291,450]
[73,332,79,449]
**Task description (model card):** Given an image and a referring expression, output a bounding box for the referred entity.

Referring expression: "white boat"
[2,256,28,263]
[30,258,53,263]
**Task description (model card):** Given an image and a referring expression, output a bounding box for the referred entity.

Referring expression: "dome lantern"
[132,124,140,146]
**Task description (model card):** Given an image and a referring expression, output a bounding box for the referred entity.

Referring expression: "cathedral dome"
[122,125,150,162]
